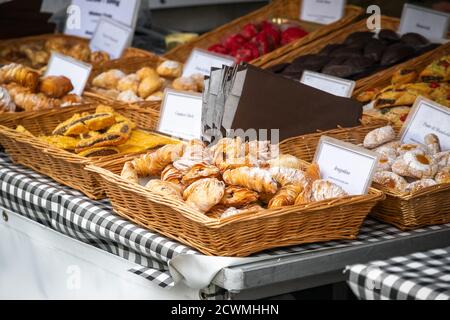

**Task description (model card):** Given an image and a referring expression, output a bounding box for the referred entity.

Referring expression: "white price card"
[400,96,450,151]
[398,4,450,40]
[300,0,346,25]
[158,89,203,141]
[182,48,235,77]
[90,17,133,59]
[45,52,92,96]
[300,70,355,97]
[314,136,379,195]
[65,0,140,38]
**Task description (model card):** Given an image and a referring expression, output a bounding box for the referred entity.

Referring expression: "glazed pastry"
[222,167,278,194]
[424,133,441,155]
[181,163,220,185]
[92,69,126,89]
[183,178,225,213]
[156,60,183,78]
[77,147,119,158]
[373,83,433,109]
[268,184,303,208]
[136,67,159,81]
[0,86,16,112]
[363,126,396,149]
[220,186,259,207]
[391,68,418,85]
[138,76,163,98]
[161,165,184,186]
[6,83,60,111]
[90,51,110,65]
[52,112,116,136]
[372,171,408,192]
[405,179,437,193]
[268,154,303,170]
[435,167,450,184]
[363,106,411,127]
[38,135,80,151]
[39,76,73,98]
[172,77,197,92]
[0,63,39,91]
[146,91,164,102]
[145,180,183,201]
[117,90,143,103]
[106,121,133,138]
[219,204,264,219]
[117,74,140,93]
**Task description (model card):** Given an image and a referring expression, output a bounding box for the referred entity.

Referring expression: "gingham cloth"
[347,246,450,300]
[1,152,450,297]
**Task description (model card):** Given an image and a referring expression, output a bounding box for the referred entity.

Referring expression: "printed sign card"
[314,136,379,195]
[90,17,133,59]
[182,48,235,77]
[300,0,346,25]
[45,52,92,96]
[300,70,355,97]
[400,96,450,150]
[158,89,203,141]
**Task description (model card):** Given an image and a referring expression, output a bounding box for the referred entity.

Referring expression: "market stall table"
[346,246,450,300]
[0,152,449,300]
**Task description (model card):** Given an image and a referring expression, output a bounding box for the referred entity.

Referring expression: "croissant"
[90,51,110,65]
[39,76,74,98]
[0,63,40,91]
[268,154,302,170]
[117,74,140,93]
[145,180,183,201]
[161,165,183,186]
[268,184,303,209]
[181,163,220,185]
[222,167,278,194]
[270,167,307,187]
[173,139,211,172]
[219,204,264,219]
[183,178,225,213]
[296,180,347,205]
[210,137,244,165]
[6,83,60,111]
[245,140,277,161]
[219,186,259,207]
[92,69,126,89]
[121,161,139,184]
[0,86,16,112]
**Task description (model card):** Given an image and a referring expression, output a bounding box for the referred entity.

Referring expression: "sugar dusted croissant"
[270,167,308,187]
[219,204,263,219]
[210,137,244,165]
[6,83,60,111]
[181,163,220,185]
[39,76,73,98]
[0,86,16,112]
[245,140,277,161]
[145,180,183,201]
[117,74,140,93]
[219,186,259,207]
[363,126,396,149]
[183,178,225,213]
[268,154,302,170]
[268,184,303,209]
[161,165,183,186]
[92,69,126,89]
[310,180,348,202]
[0,63,40,91]
[173,139,211,172]
[222,167,278,194]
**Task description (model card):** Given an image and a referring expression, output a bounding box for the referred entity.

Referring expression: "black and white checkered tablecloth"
[1,152,449,299]
[347,247,450,300]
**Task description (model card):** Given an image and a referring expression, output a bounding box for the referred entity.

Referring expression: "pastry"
[377,156,395,172]
[161,165,183,186]
[268,154,302,169]
[222,167,278,194]
[136,67,159,81]
[372,171,408,192]
[172,77,197,92]
[245,140,276,161]
[419,55,450,82]
[398,151,437,179]
[356,88,380,103]
[117,90,143,103]
[0,63,39,91]
[391,68,418,85]
[397,143,428,156]
[219,204,264,219]
[75,132,129,153]
[92,69,126,89]
[191,73,205,92]
[61,94,83,107]
[405,179,437,193]
[434,151,450,170]
[52,112,116,136]
[145,180,183,201]
[219,186,259,208]
[363,126,396,149]
[435,167,450,184]
[38,135,80,150]
[310,180,348,202]
[374,143,399,159]
[210,137,244,165]
[268,184,303,208]
[6,83,61,111]
[76,147,120,158]
[70,43,91,61]
[138,76,163,98]
[117,74,140,93]
[270,167,308,187]
[90,51,110,65]
[121,162,139,184]
[173,140,211,172]
[424,133,441,155]
[0,86,16,112]
[183,178,225,213]
[181,163,220,185]
[39,76,73,98]
[156,60,183,78]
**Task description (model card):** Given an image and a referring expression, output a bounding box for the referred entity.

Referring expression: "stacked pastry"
[359,55,450,126]
[363,126,449,193]
[91,60,204,104]
[0,37,110,70]
[120,137,349,219]
[0,63,83,113]
[16,105,179,157]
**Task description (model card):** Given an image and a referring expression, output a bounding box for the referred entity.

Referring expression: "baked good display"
[208,20,308,63]
[0,63,83,112]
[120,137,349,217]
[90,62,203,103]
[360,55,450,126]
[0,37,110,69]
[268,29,439,81]
[364,126,449,194]
[15,105,179,157]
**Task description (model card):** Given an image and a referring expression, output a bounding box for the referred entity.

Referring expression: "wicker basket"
[0,33,154,65]
[0,104,160,199]
[163,0,362,67]
[262,16,450,91]
[88,155,384,257]
[279,125,450,230]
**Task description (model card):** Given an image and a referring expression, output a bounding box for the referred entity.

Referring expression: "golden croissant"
[183,178,225,213]
[0,63,40,91]
[222,166,278,194]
